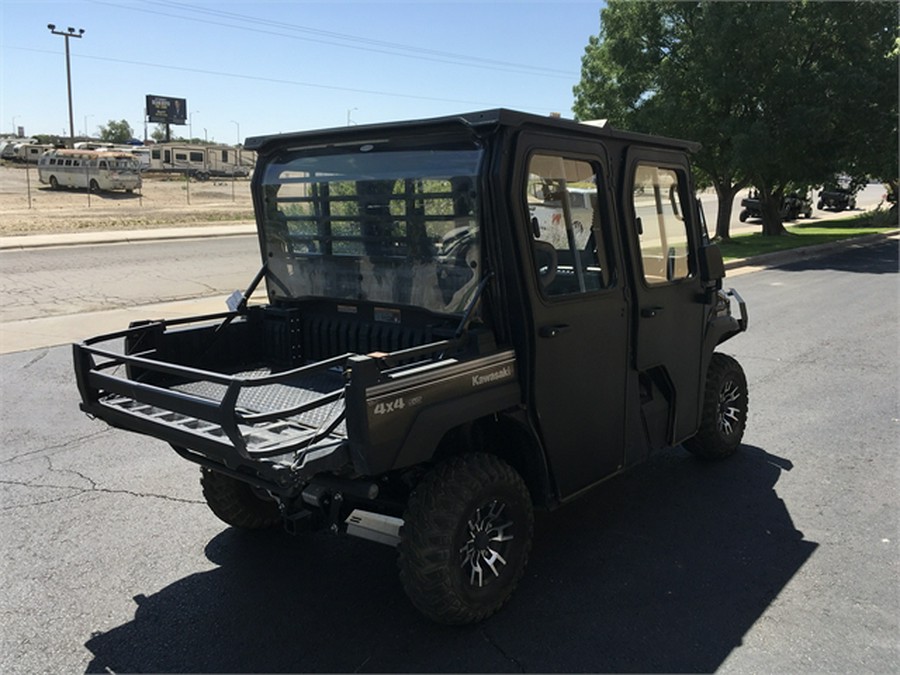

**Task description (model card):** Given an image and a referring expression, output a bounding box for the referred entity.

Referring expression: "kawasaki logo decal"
[472,366,513,387]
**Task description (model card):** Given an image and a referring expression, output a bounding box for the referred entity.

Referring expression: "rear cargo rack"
[73,311,462,472]
[72,314,351,461]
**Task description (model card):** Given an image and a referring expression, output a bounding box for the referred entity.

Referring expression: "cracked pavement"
[1,239,897,674]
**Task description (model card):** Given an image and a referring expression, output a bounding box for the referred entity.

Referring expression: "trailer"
[12,143,55,163]
[147,143,255,179]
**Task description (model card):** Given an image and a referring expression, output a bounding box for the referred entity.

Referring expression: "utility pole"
[47,24,85,148]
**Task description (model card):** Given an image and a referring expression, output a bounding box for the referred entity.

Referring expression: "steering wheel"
[532,240,558,288]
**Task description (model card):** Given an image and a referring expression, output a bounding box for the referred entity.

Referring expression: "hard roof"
[244,108,700,154]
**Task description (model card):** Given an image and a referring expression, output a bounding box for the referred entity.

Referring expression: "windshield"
[260,142,483,314]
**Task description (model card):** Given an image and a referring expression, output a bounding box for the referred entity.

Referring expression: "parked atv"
[817,188,856,212]
[782,192,813,220]
[739,189,812,222]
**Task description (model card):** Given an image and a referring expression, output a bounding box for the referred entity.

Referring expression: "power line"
[11,46,560,112]
[86,0,576,79]
[146,0,575,76]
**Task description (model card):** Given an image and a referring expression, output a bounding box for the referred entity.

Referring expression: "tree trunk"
[713,182,742,240]
[759,184,787,236]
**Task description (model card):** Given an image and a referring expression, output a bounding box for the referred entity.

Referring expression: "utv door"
[624,150,706,447]
[514,135,628,499]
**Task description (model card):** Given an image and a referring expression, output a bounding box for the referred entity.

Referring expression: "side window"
[525,153,610,297]
[632,164,692,285]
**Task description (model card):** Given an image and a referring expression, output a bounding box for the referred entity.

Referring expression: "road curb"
[2,224,896,270]
[724,229,899,271]
[0,223,256,250]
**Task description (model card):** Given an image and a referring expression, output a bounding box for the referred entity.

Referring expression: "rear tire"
[49,176,59,189]
[683,353,748,460]
[200,468,281,529]
[398,453,533,624]
[89,178,100,192]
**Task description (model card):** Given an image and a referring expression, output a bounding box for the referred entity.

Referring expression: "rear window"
[260,141,483,314]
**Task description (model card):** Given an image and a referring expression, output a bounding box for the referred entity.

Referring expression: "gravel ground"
[0,163,254,235]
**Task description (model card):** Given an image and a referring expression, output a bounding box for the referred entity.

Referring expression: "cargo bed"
[72,302,481,481]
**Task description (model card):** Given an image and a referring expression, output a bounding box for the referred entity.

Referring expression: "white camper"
[148,143,254,178]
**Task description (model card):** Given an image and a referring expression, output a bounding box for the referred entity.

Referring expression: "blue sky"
[1,0,605,143]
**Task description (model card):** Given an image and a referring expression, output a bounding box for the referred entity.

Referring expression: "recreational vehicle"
[148,143,254,179]
[13,143,55,163]
[38,149,142,192]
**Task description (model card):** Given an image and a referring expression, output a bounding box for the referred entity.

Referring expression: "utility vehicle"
[739,189,811,222]
[74,109,748,624]
[817,187,856,211]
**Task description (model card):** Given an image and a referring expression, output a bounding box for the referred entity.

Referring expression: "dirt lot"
[0,163,254,236]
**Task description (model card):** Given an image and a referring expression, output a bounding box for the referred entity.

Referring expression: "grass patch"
[718,212,897,260]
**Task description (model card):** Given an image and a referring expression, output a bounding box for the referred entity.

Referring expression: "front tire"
[398,453,533,624]
[683,353,748,460]
[200,468,281,529]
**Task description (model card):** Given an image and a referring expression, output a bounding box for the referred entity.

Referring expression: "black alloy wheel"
[398,453,533,624]
[683,352,748,459]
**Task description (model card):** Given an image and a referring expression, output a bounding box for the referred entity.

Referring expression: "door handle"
[539,324,571,338]
[641,306,664,318]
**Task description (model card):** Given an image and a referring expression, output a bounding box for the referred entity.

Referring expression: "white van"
[38,149,142,192]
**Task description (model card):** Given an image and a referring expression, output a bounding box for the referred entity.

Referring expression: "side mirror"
[699,243,725,282]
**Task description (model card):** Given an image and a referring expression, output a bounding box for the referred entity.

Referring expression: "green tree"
[150,124,170,142]
[573,1,898,237]
[98,119,134,144]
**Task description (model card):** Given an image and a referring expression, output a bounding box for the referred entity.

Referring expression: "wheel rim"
[459,499,515,588]
[718,378,743,437]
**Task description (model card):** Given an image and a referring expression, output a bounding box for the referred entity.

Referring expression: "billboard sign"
[146,95,187,125]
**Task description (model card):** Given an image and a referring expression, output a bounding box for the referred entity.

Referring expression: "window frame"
[521,148,615,300]
[630,161,697,288]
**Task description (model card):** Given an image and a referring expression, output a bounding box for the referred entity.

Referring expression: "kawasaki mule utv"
[74,109,748,624]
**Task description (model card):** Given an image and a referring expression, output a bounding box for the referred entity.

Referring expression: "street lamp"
[83,113,93,138]
[189,110,199,141]
[230,119,242,170]
[47,24,85,147]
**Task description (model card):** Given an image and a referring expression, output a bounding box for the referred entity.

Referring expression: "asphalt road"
[0,235,260,324]
[0,239,897,673]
